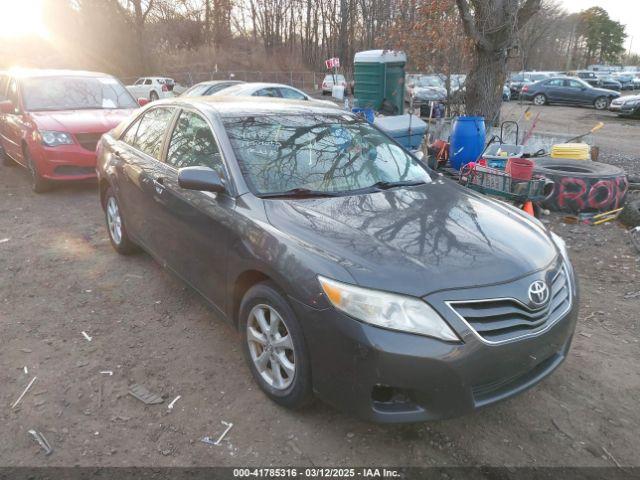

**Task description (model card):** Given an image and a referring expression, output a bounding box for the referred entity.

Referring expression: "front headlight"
[318,276,459,341]
[624,99,640,107]
[40,131,74,147]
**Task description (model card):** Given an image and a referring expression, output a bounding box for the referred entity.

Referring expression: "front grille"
[75,132,103,152]
[448,266,571,344]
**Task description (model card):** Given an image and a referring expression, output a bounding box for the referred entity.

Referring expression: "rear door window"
[255,88,280,97]
[129,107,174,160]
[279,88,307,100]
[166,110,224,178]
[144,79,152,85]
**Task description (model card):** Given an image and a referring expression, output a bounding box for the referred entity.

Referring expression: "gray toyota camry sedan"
[96,97,578,423]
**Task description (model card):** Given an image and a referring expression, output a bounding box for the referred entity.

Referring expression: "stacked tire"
[533,159,628,214]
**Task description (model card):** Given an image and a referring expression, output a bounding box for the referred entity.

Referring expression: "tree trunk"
[466,46,507,124]
[455,0,541,123]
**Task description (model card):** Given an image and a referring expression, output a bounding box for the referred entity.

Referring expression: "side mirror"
[137,98,149,107]
[0,100,15,114]
[178,166,225,193]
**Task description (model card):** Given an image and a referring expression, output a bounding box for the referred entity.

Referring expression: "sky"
[561,0,640,56]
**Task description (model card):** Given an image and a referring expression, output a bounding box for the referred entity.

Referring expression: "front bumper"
[292,265,578,423]
[618,105,640,116]
[32,144,98,181]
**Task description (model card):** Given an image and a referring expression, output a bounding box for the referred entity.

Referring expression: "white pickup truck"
[126,77,179,101]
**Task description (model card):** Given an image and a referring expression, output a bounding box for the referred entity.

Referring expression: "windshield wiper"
[368,180,427,190]
[259,188,341,199]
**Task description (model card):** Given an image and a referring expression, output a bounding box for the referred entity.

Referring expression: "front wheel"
[239,281,313,409]
[594,96,609,110]
[533,93,547,106]
[25,149,51,193]
[103,187,139,254]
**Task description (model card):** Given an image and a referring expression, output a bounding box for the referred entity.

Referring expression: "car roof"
[157,96,347,117]
[192,80,244,86]
[211,82,307,97]
[6,68,115,79]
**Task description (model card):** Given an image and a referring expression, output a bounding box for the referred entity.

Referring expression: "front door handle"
[153,177,165,194]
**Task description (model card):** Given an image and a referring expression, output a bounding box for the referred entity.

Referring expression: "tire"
[619,199,640,227]
[149,91,159,101]
[103,187,139,254]
[533,93,547,106]
[24,149,51,193]
[239,281,313,409]
[594,96,609,110]
[533,158,628,213]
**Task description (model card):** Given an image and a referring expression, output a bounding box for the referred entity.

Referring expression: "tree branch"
[517,0,542,30]
[455,0,492,50]
[142,0,155,22]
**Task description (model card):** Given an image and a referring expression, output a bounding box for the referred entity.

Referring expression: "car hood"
[592,87,620,96]
[264,180,558,297]
[29,109,134,134]
[620,94,640,103]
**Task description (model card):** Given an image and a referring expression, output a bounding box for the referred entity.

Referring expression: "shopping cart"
[459,164,548,203]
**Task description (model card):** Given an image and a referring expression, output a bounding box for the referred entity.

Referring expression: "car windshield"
[223,114,431,196]
[22,76,137,111]
[530,73,548,81]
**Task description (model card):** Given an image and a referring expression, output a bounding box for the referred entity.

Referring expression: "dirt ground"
[0,103,639,468]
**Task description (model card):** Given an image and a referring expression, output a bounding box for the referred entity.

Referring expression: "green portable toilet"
[354,50,406,114]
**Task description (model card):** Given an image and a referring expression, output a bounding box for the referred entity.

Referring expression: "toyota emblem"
[528,280,549,306]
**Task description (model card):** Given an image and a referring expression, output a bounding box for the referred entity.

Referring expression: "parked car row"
[0,69,337,193]
[406,73,511,107]
[509,70,640,100]
[0,67,579,423]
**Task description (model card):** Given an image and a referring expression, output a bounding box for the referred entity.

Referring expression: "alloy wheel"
[533,94,545,106]
[247,304,296,390]
[595,97,608,110]
[106,196,123,245]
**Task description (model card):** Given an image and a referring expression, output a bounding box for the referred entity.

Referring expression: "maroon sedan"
[0,70,142,192]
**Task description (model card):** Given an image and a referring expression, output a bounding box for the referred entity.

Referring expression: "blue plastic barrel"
[449,116,486,170]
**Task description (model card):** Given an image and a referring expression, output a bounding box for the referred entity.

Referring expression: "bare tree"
[455,0,541,123]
